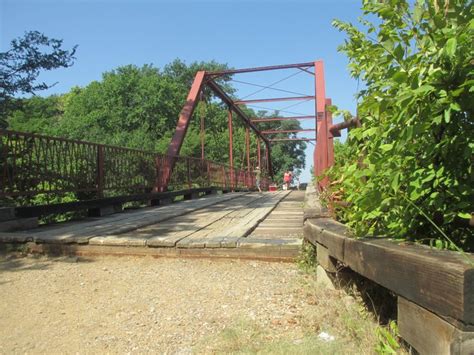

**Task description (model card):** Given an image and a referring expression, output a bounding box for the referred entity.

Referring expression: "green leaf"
[392,71,407,84]
[391,172,400,193]
[444,108,451,123]
[380,143,393,152]
[445,38,457,57]
[393,44,404,61]
[413,85,434,94]
[457,212,472,219]
[363,127,378,138]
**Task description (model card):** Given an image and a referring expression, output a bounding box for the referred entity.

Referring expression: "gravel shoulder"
[1,254,381,354]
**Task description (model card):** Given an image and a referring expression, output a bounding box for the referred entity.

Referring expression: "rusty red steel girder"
[164,60,333,192]
[269,138,316,142]
[261,129,316,134]
[329,117,361,137]
[251,116,315,123]
[234,95,314,105]
[207,61,315,76]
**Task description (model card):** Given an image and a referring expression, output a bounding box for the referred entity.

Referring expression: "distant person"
[254,166,262,192]
[296,176,300,190]
[283,170,291,190]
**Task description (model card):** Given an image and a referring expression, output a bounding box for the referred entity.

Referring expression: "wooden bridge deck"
[1,191,305,261]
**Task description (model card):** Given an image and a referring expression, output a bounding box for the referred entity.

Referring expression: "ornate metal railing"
[0,130,269,202]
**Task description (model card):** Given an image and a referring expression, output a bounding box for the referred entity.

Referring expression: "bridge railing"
[0,130,269,203]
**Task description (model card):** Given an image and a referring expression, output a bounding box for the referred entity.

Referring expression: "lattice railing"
[0,130,269,201]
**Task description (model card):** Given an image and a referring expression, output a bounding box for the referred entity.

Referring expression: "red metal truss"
[269,138,316,142]
[164,60,333,192]
[261,129,316,134]
[207,61,315,76]
[251,116,315,123]
[234,96,314,105]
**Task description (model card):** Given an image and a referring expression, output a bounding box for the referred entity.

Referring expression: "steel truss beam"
[235,96,314,105]
[207,61,315,76]
[164,60,331,192]
[205,79,269,145]
[269,138,316,142]
[251,116,315,123]
[262,129,316,134]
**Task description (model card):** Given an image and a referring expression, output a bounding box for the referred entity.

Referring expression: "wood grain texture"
[304,217,474,327]
[398,297,474,354]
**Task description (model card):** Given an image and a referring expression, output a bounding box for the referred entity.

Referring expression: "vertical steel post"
[257,138,261,169]
[245,127,250,172]
[207,161,211,187]
[187,157,192,189]
[265,144,271,176]
[200,107,205,160]
[314,60,327,188]
[97,145,105,198]
[228,108,234,190]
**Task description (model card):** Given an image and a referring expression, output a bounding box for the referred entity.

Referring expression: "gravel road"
[0,254,378,354]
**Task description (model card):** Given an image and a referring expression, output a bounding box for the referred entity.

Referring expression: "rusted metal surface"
[163,71,206,190]
[228,109,234,190]
[234,95,314,105]
[329,117,361,137]
[0,130,269,202]
[269,138,316,142]
[251,116,315,123]
[314,60,328,187]
[205,79,269,145]
[207,61,315,76]
[261,129,316,134]
[245,127,250,172]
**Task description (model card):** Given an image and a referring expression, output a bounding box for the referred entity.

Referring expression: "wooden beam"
[304,218,474,327]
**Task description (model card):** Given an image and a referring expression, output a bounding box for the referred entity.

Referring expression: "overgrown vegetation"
[324,0,473,251]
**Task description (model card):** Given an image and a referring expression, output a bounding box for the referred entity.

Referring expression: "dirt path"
[1,255,380,354]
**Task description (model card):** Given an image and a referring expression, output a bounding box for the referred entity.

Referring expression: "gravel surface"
[0,254,379,354]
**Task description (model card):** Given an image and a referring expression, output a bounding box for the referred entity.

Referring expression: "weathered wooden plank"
[304,218,346,261]
[26,193,244,243]
[398,297,474,354]
[88,235,148,247]
[316,243,338,273]
[344,237,474,327]
[156,193,270,248]
[0,217,38,233]
[304,216,474,327]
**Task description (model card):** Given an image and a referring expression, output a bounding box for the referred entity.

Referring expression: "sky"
[1,0,363,182]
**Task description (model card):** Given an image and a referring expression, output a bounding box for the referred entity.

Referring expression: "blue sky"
[1,0,363,182]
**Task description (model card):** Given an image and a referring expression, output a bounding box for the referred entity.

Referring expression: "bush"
[326,0,473,251]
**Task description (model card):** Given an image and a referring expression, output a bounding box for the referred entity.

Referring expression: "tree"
[5,60,307,181]
[0,31,77,127]
[328,0,473,250]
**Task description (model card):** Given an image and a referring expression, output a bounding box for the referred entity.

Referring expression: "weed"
[296,241,317,273]
[376,321,401,354]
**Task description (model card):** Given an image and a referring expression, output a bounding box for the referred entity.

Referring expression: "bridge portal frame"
[163,61,334,192]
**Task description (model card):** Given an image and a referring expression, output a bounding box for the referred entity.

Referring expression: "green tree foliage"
[0,31,77,127]
[327,0,473,250]
[7,59,306,179]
